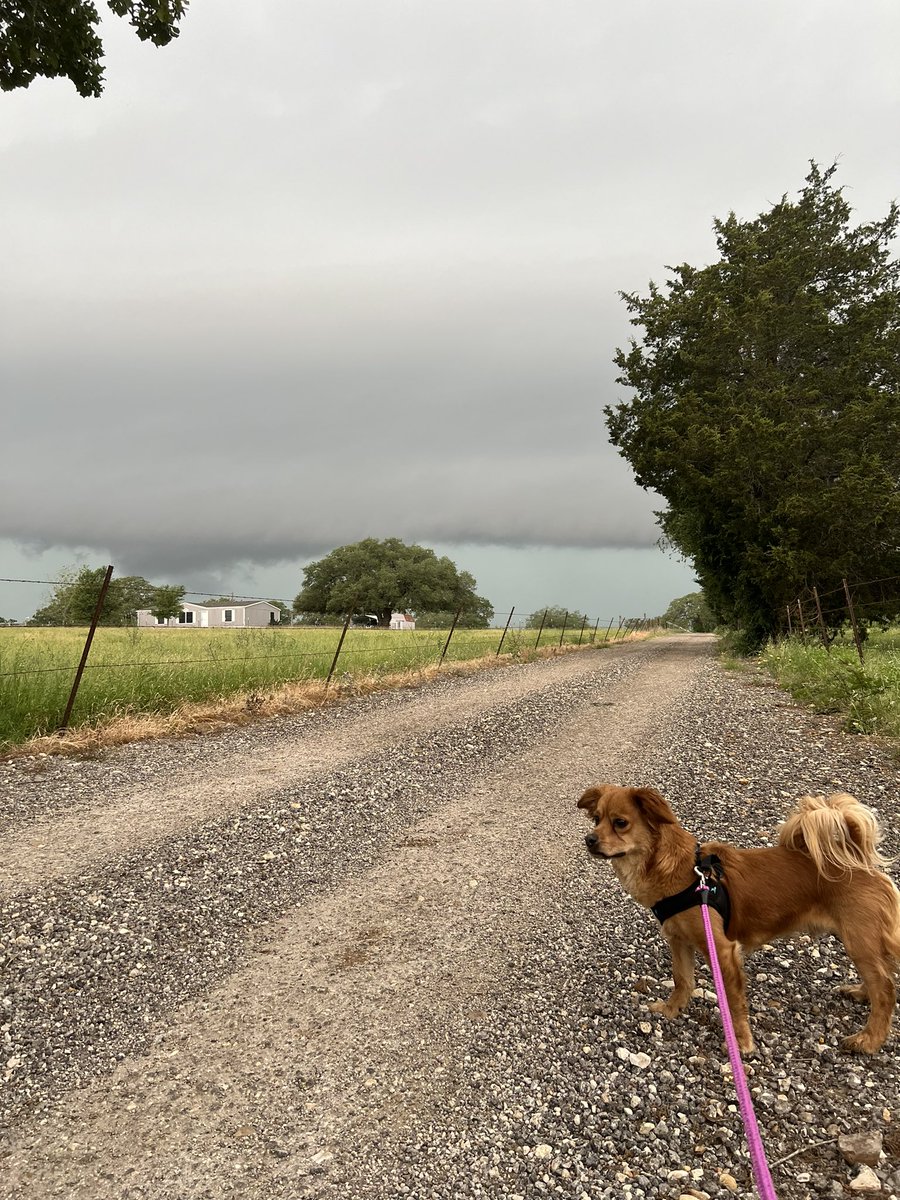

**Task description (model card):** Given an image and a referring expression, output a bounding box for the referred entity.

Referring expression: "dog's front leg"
[649,934,695,1019]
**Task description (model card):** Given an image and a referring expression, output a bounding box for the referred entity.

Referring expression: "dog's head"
[576,784,677,862]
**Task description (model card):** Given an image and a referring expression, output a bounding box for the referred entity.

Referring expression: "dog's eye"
[612,818,629,831]
[592,816,600,827]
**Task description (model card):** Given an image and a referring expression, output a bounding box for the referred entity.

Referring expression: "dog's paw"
[838,983,868,1004]
[841,1031,884,1055]
[648,999,683,1020]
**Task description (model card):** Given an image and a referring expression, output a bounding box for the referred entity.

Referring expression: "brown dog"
[577,784,900,1054]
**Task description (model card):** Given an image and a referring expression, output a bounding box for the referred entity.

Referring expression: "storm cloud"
[3,0,899,609]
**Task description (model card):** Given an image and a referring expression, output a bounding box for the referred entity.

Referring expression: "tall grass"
[0,623,610,749]
[760,627,900,740]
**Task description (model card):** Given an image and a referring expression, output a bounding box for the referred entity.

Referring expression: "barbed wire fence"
[784,574,900,663]
[0,569,663,738]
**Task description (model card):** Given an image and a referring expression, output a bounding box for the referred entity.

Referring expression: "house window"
[156,617,167,626]
[178,611,194,624]
[224,609,233,622]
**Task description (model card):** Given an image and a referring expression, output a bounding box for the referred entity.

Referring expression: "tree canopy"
[606,164,900,647]
[1,1,188,98]
[661,591,716,633]
[28,566,183,626]
[525,606,588,630]
[293,538,493,628]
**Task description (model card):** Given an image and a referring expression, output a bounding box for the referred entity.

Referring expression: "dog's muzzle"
[584,833,625,859]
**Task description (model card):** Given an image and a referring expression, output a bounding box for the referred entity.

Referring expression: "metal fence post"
[439,608,462,666]
[325,610,354,691]
[533,609,548,648]
[60,564,114,731]
[577,614,589,645]
[496,606,515,656]
[796,599,807,639]
[812,587,831,652]
[842,578,865,664]
[591,617,602,643]
[786,605,793,636]
[558,611,569,647]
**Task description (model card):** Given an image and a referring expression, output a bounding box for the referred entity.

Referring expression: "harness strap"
[651,849,731,934]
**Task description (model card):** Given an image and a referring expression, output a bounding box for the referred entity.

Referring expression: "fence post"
[496,606,515,656]
[533,609,548,648]
[439,608,462,666]
[812,587,831,652]
[796,599,807,639]
[325,610,354,691]
[613,616,625,640]
[786,605,793,637]
[577,614,589,645]
[60,564,114,731]
[591,616,602,644]
[842,578,865,664]
[558,611,569,647]
[602,616,615,643]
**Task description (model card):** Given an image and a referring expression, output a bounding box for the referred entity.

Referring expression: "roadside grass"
[0,623,636,754]
[759,627,900,741]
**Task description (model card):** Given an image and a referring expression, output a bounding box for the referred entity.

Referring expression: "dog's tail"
[778,793,893,880]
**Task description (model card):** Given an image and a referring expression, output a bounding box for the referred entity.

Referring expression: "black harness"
[650,847,731,934]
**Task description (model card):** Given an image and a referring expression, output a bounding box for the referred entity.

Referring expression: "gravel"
[1,636,898,1200]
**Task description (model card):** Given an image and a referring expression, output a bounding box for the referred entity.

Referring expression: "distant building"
[136,601,282,628]
[389,613,416,630]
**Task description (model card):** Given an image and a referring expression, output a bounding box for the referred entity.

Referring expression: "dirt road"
[2,635,898,1200]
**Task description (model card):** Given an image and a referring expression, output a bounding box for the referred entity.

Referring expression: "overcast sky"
[2,1,899,623]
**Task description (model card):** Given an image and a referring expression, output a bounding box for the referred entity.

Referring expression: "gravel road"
[1,635,898,1200]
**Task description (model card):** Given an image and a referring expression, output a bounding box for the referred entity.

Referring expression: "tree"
[1,1,188,99]
[525,606,588,629]
[150,584,186,622]
[293,538,492,628]
[27,566,180,625]
[606,164,900,647]
[662,591,716,633]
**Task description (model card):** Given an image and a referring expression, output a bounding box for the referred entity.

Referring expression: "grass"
[759,626,900,741]
[0,622,629,753]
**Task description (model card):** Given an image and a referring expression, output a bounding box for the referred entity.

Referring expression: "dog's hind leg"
[838,939,895,1054]
[649,935,695,1019]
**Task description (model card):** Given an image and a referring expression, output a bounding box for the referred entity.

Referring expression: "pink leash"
[695,867,779,1199]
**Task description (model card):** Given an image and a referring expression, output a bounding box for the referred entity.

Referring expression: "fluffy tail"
[778,792,894,880]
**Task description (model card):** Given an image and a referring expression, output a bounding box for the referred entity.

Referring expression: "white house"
[389,613,416,630]
[136,601,283,628]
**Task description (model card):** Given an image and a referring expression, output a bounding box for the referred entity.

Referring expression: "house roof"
[202,601,277,609]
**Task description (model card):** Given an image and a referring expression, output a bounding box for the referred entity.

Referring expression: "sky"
[2,1,899,624]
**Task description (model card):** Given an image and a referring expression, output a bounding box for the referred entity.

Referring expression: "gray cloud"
[3,0,899,592]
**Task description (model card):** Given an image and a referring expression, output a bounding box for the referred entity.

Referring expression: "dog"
[577,784,900,1054]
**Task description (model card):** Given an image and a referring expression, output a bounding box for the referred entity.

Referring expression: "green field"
[0,623,610,748]
[760,626,900,741]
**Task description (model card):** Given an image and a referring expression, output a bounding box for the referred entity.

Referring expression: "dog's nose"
[585,833,598,851]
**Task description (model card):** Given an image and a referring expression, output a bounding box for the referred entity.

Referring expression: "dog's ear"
[577,785,609,811]
[631,787,676,827]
